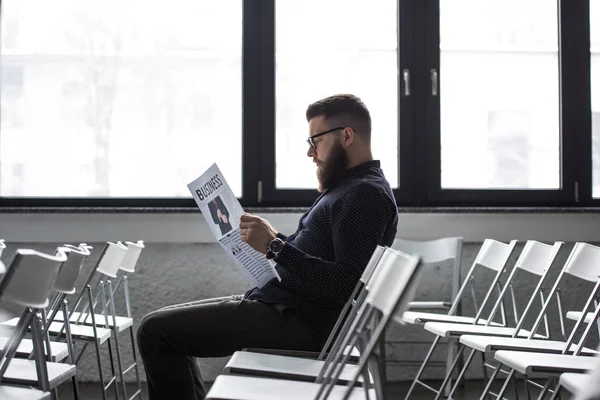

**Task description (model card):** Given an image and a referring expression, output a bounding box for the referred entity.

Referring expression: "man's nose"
[307,146,316,158]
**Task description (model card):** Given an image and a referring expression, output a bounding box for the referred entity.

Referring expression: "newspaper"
[187,163,281,288]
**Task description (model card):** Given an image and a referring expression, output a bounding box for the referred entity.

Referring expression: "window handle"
[403,69,411,96]
[430,68,438,96]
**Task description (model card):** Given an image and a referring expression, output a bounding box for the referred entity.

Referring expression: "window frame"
[0,0,598,210]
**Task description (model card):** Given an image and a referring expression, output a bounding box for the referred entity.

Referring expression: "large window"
[0,0,597,208]
[275,0,398,190]
[439,0,559,189]
[0,0,243,198]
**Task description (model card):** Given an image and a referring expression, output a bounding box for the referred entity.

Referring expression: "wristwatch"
[266,237,285,260]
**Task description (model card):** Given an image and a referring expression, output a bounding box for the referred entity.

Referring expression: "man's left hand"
[240,214,278,254]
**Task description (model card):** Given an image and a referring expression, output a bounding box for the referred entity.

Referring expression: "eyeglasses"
[306,126,346,150]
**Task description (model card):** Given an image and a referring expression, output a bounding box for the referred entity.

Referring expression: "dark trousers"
[137,295,319,400]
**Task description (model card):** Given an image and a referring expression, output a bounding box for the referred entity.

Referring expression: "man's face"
[307,116,349,192]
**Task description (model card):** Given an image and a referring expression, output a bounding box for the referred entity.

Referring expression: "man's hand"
[240,213,278,254]
[221,214,229,224]
[217,209,223,219]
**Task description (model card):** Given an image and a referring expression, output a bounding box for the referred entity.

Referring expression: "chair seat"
[459,335,599,356]
[2,358,76,389]
[494,351,599,376]
[207,374,376,400]
[0,318,112,345]
[0,337,69,362]
[53,311,133,333]
[407,301,451,310]
[223,351,370,385]
[565,311,596,323]
[559,372,588,395]
[423,322,544,339]
[0,384,50,400]
[400,311,501,326]
[243,345,361,362]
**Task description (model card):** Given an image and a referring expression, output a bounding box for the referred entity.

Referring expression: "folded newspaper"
[187,163,281,288]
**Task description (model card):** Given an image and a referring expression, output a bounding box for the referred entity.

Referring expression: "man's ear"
[341,127,355,148]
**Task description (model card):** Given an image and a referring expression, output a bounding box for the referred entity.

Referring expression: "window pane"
[0,0,242,197]
[440,0,559,189]
[275,0,398,189]
[592,0,600,198]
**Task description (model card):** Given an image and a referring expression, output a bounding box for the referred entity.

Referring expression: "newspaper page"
[187,163,281,288]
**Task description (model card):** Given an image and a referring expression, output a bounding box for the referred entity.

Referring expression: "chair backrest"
[526,242,600,346]
[393,236,463,308]
[483,240,562,332]
[446,239,518,321]
[119,240,145,273]
[474,239,517,272]
[366,247,423,318]
[53,244,92,294]
[0,248,68,309]
[359,245,386,284]
[96,241,128,278]
[564,242,600,283]
[392,237,462,264]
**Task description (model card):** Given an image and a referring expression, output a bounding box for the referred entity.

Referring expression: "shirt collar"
[339,160,381,180]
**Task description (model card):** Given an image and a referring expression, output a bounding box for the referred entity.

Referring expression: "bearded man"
[137,94,399,400]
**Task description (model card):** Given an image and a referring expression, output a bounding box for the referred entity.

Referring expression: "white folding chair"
[0,248,74,399]
[388,237,463,385]
[206,247,424,400]
[222,246,388,398]
[481,242,600,400]
[403,239,519,400]
[55,240,145,400]
[1,242,127,400]
[429,240,563,400]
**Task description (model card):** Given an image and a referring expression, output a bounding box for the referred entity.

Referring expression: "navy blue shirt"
[246,160,398,347]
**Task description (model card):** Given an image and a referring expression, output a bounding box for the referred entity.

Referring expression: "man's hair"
[305,94,371,139]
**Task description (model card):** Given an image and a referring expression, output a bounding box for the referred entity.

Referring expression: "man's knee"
[137,311,162,350]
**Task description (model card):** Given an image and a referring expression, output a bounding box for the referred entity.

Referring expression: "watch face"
[269,238,284,252]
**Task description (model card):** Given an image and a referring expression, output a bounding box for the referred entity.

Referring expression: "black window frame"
[0,0,598,210]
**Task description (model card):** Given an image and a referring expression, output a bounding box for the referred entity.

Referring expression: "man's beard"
[316,141,349,192]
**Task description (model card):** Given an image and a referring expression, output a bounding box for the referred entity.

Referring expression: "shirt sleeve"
[274,183,396,302]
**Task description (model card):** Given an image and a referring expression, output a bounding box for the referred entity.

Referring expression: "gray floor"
[54,379,556,399]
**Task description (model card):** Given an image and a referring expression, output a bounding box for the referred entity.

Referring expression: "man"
[207,195,233,236]
[137,94,399,399]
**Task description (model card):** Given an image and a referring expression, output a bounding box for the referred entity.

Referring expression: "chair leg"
[495,369,515,400]
[524,374,531,400]
[128,326,144,399]
[404,335,442,400]
[107,280,128,400]
[378,332,387,400]
[548,383,562,400]
[478,364,502,400]
[446,347,477,400]
[62,300,80,400]
[87,285,108,400]
[536,378,554,400]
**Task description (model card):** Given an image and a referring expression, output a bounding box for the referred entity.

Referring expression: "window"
[1,1,597,208]
[439,0,559,190]
[0,0,243,198]
[274,0,398,190]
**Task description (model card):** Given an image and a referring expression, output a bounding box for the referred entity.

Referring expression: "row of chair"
[0,240,145,400]
[402,239,600,400]
[205,237,600,400]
